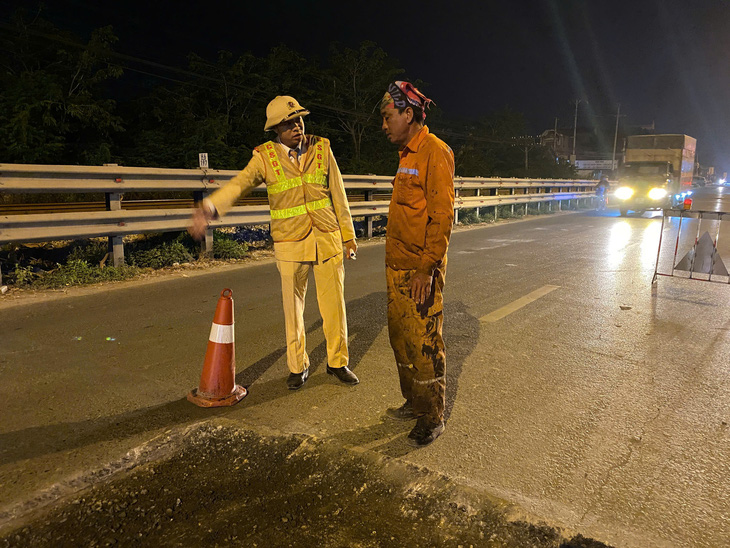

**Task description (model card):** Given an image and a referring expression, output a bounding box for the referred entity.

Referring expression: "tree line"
[0,8,575,179]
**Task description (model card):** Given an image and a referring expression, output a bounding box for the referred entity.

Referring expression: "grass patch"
[213,232,249,259]
[457,209,479,225]
[128,241,193,269]
[2,230,252,290]
[479,211,496,223]
[12,260,141,289]
[497,205,521,219]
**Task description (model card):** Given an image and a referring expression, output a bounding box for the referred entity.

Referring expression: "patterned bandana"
[380,81,433,119]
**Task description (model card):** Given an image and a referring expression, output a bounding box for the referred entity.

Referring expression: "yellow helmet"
[264,96,310,131]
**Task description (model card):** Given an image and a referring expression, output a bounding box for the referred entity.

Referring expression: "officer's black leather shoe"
[407,420,445,447]
[385,401,416,421]
[326,365,359,385]
[287,367,309,390]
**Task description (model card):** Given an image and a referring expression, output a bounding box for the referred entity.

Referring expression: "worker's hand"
[410,271,433,306]
[188,207,211,241]
[344,239,358,260]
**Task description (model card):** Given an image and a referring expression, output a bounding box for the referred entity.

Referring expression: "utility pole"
[572,99,581,159]
[611,103,622,172]
[553,117,559,156]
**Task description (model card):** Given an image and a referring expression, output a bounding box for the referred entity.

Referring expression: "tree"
[0,7,123,164]
[319,42,403,173]
[120,45,328,169]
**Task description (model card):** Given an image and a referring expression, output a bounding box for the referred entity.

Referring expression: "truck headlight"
[648,188,668,200]
[615,187,634,200]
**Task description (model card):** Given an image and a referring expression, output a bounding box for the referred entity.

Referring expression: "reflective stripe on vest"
[270,197,333,220]
[262,142,288,183]
[262,141,327,195]
[266,173,327,195]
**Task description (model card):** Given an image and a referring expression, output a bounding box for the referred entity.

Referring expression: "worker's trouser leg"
[386,266,446,425]
[313,252,348,369]
[276,260,311,374]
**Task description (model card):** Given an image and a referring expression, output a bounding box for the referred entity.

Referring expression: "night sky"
[3,0,729,171]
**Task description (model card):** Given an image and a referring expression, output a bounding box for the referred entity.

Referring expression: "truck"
[614,134,696,216]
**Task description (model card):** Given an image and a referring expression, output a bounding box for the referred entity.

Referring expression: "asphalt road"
[2,188,730,547]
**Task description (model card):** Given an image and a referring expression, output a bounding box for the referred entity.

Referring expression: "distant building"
[540,130,570,159]
[541,120,667,179]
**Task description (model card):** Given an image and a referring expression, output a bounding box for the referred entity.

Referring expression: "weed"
[68,241,108,265]
[13,264,36,286]
[497,205,519,219]
[213,236,248,260]
[11,260,140,289]
[458,209,479,225]
[128,241,193,268]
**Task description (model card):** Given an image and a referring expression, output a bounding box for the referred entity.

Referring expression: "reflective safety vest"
[257,137,340,242]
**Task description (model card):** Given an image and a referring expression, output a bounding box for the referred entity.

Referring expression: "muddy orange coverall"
[385,126,455,425]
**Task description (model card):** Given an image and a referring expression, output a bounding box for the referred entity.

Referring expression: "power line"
[0,18,551,148]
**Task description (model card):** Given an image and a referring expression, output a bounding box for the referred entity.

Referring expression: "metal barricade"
[652,208,730,285]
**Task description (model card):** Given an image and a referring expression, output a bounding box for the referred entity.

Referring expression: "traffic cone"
[187,288,247,407]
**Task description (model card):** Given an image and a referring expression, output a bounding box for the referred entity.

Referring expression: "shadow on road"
[0,294,478,467]
[325,299,479,456]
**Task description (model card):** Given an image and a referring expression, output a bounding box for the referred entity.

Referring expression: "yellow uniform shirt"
[208,136,356,262]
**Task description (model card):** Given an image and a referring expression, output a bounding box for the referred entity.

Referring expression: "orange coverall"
[385,126,455,425]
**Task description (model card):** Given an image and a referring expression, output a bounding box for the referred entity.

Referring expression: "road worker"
[189,96,359,390]
[380,81,455,447]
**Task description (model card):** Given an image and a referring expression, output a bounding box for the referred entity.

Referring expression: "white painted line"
[484,238,535,243]
[480,285,560,323]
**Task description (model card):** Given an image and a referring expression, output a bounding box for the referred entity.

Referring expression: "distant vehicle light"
[615,186,634,200]
[648,188,668,200]
[720,178,727,185]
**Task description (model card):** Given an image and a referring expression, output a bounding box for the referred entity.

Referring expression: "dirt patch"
[0,421,611,548]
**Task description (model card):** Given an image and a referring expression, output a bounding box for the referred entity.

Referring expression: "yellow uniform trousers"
[276,252,348,374]
[386,265,447,425]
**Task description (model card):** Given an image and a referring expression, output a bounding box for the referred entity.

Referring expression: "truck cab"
[614,161,684,216]
[616,134,696,216]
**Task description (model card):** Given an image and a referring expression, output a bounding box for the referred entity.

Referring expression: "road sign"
[575,159,617,170]
[199,153,209,169]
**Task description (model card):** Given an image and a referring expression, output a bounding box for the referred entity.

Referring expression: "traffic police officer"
[190,96,359,390]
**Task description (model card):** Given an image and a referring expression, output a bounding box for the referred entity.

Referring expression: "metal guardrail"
[0,164,595,193]
[0,163,598,265]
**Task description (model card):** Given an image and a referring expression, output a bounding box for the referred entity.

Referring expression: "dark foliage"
[0,7,575,178]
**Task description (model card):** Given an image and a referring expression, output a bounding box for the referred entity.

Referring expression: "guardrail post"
[105,192,125,267]
[193,190,213,257]
[454,188,460,224]
[365,191,374,238]
[475,189,480,217]
[511,188,515,215]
